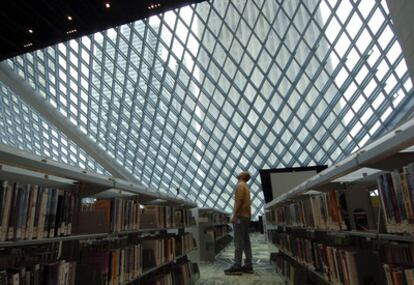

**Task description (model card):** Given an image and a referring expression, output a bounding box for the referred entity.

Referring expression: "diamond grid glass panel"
[0,82,108,175]
[0,0,412,218]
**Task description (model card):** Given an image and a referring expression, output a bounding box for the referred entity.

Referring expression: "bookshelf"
[0,145,200,285]
[265,118,414,285]
[194,208,233,262]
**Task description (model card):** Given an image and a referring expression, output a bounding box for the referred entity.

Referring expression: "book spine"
[18,185,30,240]
[38,189,48,239]
[60,192,66,236]
[67,192,75,235]
[55,190,64,237]
[43,189,51,238]
[32,188,42,239]
[15,185,25,240]
[117,199,121,232]
[405,165,414,225]
[62,192,69,236]
[400,169,414,224]
[378,174,393,225]
[110,199,115,232]
[0,181,5,242]
[393,171,409,224]
[7,184,19,240]
[26,185,38,240]
[388,172,403,225]
[0,183,12,241]
[49,189,59,238]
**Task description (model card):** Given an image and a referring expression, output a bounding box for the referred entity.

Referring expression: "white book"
[11,273,19,285]
[64,261,70,285]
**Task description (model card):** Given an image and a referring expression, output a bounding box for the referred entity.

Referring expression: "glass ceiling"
[0,0,413,218]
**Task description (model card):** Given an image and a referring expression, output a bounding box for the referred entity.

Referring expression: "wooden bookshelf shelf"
[215,233,232,242]
[266,224,414,242]
[0,226,196,248]
[121,248,198,285]
[278,247,332,285]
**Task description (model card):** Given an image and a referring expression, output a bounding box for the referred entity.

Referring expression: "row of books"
[180,233,197,254]
[80,198,141,233]
[0,181,76,241]
[272,253,307,284]
[265,190,347,231]
[199,211,230,225]
[78,232,195,285]
[377,163,414,233]
[142,233,196,271]
[213,225,231,241]
[79,202,197,234]
[384,264,414,285]
[381,242,414,266]
[146,261,198,285]
[82,244,142,285]
[142,237,175,270]
[141,205,195,229]
[272,233,364,285]
[0,260,76,285]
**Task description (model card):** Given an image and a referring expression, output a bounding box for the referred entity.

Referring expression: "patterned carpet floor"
[195,233,284,285]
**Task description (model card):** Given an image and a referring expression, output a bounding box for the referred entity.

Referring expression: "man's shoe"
[224,265,243,275]
[241,265,254,274]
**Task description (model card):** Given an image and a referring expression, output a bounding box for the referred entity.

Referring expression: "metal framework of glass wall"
[0,0,412,217]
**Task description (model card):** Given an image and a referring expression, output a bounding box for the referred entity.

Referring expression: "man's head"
[237,171,251,182]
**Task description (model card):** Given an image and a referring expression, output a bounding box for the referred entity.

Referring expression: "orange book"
[111,250,119,285]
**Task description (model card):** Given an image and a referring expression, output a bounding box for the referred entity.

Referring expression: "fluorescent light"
[66,29,77,35]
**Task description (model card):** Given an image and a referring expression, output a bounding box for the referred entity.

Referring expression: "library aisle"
[196,233,283,285]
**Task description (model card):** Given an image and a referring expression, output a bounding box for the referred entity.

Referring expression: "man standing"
[224,171,253,275]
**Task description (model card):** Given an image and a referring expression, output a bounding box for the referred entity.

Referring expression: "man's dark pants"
[233,216,252,268]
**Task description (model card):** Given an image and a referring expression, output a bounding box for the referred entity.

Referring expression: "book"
[0,261,75,285]
[77,198,141,234]
[48,189,59,238]
[141,205,162,229]
[378,163,414,233]
[37,189,48,239]
[15,185,29,240]
[7,183,20,240]
[266,190,348,231]
[0,182,12,241]
[25,185,39,240]
[271,232,384,285]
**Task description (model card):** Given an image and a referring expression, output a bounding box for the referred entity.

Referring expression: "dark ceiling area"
[0,0,205,61]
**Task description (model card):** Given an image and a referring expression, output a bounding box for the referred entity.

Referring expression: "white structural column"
[387,0,414,84]
[0,62,142,185]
